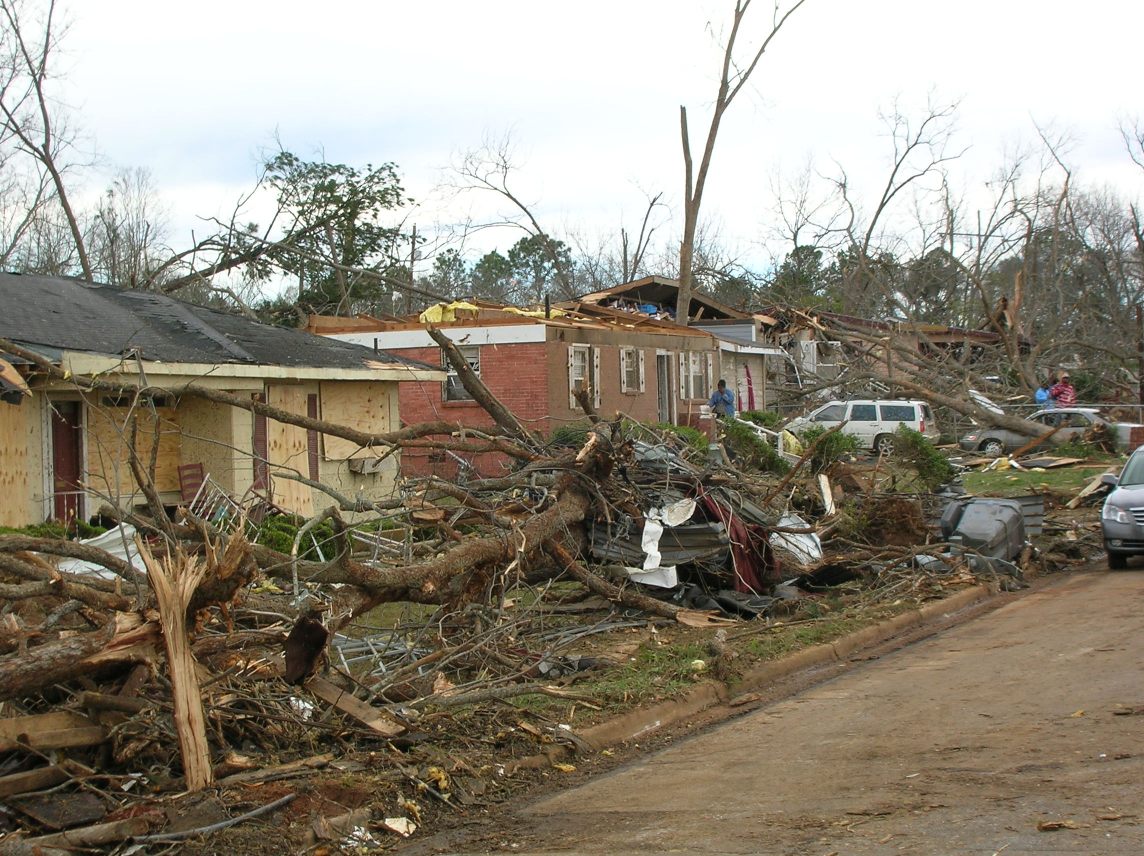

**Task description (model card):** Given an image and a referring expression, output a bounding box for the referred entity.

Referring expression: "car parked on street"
[1100,447,1144,569]
[958,407,1142,457]
[785,399,938,455]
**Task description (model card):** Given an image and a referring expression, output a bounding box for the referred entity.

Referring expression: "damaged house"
[0,273,443,527]
[310,297,730,479]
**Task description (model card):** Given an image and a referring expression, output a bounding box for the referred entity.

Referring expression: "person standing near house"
[708,379,735,418]
[1050,373,1076,407]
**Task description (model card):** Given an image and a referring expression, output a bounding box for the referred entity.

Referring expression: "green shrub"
[254,514,336,561]
[0,520,107,540]
[549,420,594,449]
[739,410,783,429]
[721,418,790,475]
[657,422,709,454]
[893,425,956,489]
[797,426,861,474]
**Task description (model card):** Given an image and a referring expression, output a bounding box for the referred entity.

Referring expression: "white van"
[786,399,939,455]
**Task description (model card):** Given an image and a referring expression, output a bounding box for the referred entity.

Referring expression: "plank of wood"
[304,675,405,737]
[0,712,102,752]
[1066,466,1118,509]
[0,767,69,799]
[216,752,335,786]
[817,473,836,516]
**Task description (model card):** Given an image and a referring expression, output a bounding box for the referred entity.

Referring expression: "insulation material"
[320,382,394,460]
[267,385,313,516]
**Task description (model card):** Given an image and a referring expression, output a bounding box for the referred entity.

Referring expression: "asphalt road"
[443,569,1144,855]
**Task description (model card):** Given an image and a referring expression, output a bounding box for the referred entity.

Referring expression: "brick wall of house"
[392,343,549,479]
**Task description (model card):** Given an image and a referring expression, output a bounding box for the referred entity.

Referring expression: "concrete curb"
[502,583,996,774]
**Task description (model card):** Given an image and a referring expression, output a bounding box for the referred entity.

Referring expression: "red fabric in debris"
[698,490,778,593]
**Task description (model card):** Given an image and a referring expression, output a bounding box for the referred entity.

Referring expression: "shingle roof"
[0,272,434,371]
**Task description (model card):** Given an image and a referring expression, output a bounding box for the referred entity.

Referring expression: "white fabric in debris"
[625,564,678,588]
[630,498,698,587]
[55,524,145,579]
[768,513,822,564]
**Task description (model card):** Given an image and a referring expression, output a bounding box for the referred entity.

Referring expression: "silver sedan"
[958,407,1131,457]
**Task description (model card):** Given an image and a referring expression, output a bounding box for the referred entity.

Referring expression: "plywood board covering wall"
[0,401,34,525]
[266,384,313,516]
[86,405,181,500]
[320,381,393,459]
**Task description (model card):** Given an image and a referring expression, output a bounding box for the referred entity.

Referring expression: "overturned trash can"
[940,497,1026,562]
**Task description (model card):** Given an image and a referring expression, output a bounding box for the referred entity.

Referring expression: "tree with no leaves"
[0,0,93,281]
[676,0,809,325]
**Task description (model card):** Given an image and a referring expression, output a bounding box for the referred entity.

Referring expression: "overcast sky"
[60,0,1144,273]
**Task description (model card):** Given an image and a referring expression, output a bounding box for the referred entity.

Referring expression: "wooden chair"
[178,463,206,504]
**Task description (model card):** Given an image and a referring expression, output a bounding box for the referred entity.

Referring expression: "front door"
[656,354,672,423]
[51,401,83,523]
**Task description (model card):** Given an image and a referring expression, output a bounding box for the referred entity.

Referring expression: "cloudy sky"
[60,0,1144,272]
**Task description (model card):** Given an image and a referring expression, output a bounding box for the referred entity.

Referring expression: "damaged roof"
[575,275,751,321]
[0,272,437,371]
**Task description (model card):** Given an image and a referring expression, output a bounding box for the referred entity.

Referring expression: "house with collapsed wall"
[309,292,791,479]
[0,272,443,528]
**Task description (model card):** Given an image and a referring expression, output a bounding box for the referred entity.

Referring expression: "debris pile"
[0,361,1084,851]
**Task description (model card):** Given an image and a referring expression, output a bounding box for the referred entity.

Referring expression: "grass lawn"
[962,460,1120,497]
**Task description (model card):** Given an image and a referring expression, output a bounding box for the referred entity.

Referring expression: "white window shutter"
[637,349,645,392]
[707,352,715,395]
[567,345,576,409]
[619,349,629,393]
[592,347,601,409]
[678,352,687,399]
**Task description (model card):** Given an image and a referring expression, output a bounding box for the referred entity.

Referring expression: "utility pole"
[408,224,418,316]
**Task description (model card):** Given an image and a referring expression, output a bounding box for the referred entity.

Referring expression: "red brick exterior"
[391,335,721,479]
[393,343,549,479]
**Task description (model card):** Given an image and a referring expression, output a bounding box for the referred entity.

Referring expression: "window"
[677,352,713,399]
[568,344,600,409]
[443,345,480,402]
[880,404,915,421]
[812,404,846,422]
[850,404,878,421]
[620,348,645,393]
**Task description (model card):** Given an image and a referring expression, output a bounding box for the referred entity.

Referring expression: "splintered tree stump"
[137,540,213,791]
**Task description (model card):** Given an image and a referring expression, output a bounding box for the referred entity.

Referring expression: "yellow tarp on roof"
[502,306,565,319]
[419,301,481,324]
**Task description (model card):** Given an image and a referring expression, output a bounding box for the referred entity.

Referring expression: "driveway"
[420,569,1144,854]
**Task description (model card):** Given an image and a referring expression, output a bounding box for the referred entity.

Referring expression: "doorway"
[50,401,83,523]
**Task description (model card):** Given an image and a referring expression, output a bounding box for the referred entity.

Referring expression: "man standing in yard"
[1050,373,1077,407]
[709,379,736,418]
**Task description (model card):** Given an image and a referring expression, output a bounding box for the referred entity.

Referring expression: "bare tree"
[0,0,92,280]
[676,0,809,325]
[451,134,576,297]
